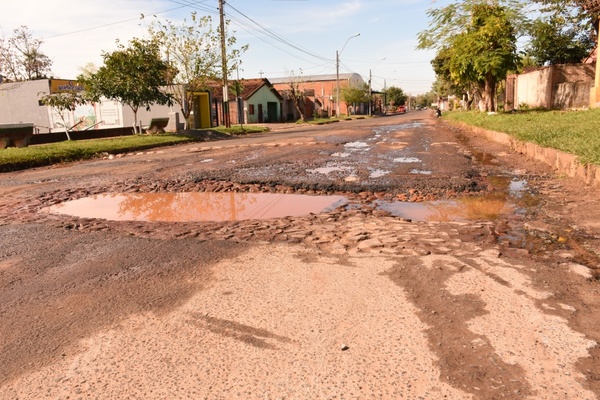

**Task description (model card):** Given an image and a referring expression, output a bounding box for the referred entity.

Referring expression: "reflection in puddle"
[376,196,513,222]
[41,193,348,222]
[472,150,497,165]
[345,141,369,149]
[377,176,535,222]
[369,169,390,178]
[308,166,352,175]
[332,152,351,158]
[509,179,527,194]
[393,157,422,163]
[410,169,432,175]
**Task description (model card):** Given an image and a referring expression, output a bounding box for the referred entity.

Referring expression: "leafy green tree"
[385,86,407,107]
[341,83,368,114]
[0,26,52,81]
[147,12,248,129]
[524,0,595,65]
[431,47,482,109]
[81,38,173,133]
[414,91,437,109]
[418,1,521,112]
[39,91,85,141]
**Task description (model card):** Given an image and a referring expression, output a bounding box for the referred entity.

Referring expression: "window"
[249,104,255,115]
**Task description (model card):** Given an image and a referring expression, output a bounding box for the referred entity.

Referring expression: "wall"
[516,67,553,108]
[121,103,177,130]
[0,80,52,132]
[553,82,593,109]
[0,80,181,133]
[507,63,595,110]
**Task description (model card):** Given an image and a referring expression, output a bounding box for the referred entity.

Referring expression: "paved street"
[1,112,599,399]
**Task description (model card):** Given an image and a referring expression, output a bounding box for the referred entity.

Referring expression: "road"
[1,112,599,399]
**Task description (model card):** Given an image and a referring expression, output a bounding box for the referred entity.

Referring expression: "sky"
[1,0,449,94]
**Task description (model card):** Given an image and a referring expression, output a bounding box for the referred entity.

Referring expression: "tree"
[0,26,52,81]
[341,83,368,114]
[39,91,85,141]
[81,38,173,133]
[385,86,408,107]
[414,91,437,109]
[147,12,248,129]
[431,47,482,109]
[286,70,307,121]
[418,1,522,112]
[524,0,595,65]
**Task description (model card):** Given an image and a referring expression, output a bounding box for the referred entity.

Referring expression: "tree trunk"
[483,74,497,112]
[293,97,306,121]
[181,96,191,130]
[132,107,140,134]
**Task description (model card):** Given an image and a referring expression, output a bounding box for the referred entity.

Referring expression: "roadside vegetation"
[0,125,268,172]
[445,109,600,165]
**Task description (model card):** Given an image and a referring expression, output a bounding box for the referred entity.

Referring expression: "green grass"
[0,125,269,172]
[445,109,600,165]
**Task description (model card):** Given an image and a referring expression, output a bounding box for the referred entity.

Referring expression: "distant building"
[270,73,365,120]
[0,79,175,133]
[207,78,283,124]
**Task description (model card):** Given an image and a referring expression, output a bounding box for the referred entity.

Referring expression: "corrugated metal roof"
[269,73,361,84]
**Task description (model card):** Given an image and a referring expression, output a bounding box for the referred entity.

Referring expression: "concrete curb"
[451,121,600,187]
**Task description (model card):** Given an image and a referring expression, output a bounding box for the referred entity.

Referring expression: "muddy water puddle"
[376,178,534,222]
[40,175,536,225]
[376,197,514,222]
[41,193,348,222]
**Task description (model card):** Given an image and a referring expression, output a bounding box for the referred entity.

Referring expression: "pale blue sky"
[1,0,449,94]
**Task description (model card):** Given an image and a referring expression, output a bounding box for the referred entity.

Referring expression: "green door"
[267,102,278,122]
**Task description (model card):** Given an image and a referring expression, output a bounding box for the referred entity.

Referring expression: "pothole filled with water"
[41,192,348,222]
[375,196,514,222]
[375,178,536,222]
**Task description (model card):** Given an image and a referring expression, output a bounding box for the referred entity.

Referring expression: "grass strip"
[0,125,268,172]
[445,109,600,165]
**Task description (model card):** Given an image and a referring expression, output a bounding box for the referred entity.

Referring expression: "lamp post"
[336,33,360,117]
[368,57,386,117]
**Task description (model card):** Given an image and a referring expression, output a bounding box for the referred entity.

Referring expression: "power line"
[225,2,332,63]
[40,4,191,40]
[165,0,334,72]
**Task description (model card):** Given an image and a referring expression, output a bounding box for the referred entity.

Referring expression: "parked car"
[397,105,406,113]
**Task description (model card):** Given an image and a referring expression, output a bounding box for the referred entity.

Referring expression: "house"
[269,73,365,120]
[0,78,177,134]
[208,78,283,125]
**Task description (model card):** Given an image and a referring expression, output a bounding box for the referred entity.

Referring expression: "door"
[258,104,263,123]
[267,102,278,122]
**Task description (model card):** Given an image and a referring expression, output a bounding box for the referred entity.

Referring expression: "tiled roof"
[269,73,359,84]
[206,78,282,101]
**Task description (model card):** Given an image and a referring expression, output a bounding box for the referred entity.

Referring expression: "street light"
[369,57,386,116]
[336,33,360,117]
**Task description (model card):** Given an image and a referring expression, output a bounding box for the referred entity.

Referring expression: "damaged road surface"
[1,112,600,399]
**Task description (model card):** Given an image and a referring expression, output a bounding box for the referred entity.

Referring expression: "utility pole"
[336,50,340,117]
[368,69,372,117]
[335,33,360,118]
[218,0,230,127]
